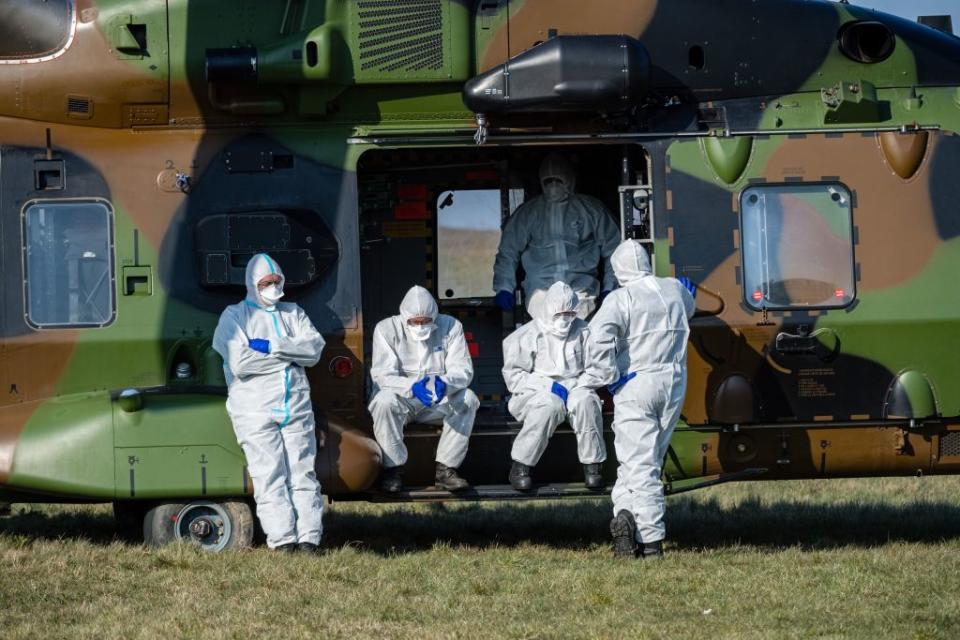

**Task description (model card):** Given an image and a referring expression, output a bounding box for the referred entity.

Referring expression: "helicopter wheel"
[143,499,254,552]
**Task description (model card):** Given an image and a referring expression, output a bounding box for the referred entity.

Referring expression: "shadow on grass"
[0,507,120,546]
[325,497,960,554]
[3,496,960,553]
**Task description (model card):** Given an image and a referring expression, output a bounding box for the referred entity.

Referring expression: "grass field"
[2,476,959,639]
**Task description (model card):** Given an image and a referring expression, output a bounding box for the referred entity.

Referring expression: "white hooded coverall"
[212,253,326,548]
[580,240,695,544]
[368,286,478,469]
[492,153,621,319]
[502,282,606,467]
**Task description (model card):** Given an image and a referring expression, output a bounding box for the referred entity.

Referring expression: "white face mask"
[542,181,570,204]
[550,315,574,337]
[408,323,435,342]
[260,284,284,306]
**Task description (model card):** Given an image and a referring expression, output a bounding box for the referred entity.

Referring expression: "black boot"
[297,542,320,554]
[273,542,297,554]
[640,540,664,560]
[610,510,639,558]
[380,466,404,493]
[583,463,603,490]
[509,461,533,492]
[435,462,469,491]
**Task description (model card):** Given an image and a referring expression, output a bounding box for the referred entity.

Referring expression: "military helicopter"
[0,0,958,551]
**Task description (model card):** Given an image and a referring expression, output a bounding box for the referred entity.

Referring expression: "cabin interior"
[355,144,653,481]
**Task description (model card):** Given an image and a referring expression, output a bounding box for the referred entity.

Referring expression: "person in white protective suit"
[492,152,621,319]
[580,239,696,559]
[368,285,478,493]
[502,281,606,492]
[212,253,326,553]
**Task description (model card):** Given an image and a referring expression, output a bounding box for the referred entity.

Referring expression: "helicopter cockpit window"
[436,188,524,300]
[740,183,856,310]
[22,200,116,329]
[0,0,75,61]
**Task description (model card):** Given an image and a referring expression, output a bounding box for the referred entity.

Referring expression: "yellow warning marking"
[666,190,674,210]
[814,415,834,422]
[850,414,870,421]
[765,352,792,374]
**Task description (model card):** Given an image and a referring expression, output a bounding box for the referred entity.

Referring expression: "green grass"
[2,477,959,639]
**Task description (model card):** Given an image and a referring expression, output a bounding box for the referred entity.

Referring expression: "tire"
[143,499,255,552]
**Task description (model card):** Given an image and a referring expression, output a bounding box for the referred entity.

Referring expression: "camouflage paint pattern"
[0,0,958,503]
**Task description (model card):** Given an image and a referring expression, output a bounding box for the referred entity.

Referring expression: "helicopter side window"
[22,200,116,329]
[740,183,856,310]
[436,188,524,300]
[0,0,75,62]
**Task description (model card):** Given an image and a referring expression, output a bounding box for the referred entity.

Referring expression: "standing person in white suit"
[368,285,478,493]
[212,253,326,553]
[581,240,696,559]
[492,152,620,319]
[501,281,606,491]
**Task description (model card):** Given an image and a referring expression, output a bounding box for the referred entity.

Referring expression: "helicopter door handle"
[775,332,818,354]
[775,329,840,360]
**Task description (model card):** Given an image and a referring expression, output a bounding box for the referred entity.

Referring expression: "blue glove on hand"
[678,276,697,298]
[433,376,447,404]
[607,372,637,395]
[494,290,516,311]
[412,376,434,408]
[551,381,569,406]
[248,338,271,354]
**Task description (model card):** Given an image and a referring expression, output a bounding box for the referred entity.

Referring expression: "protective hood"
[245,253,286,309]
[610,239,652,286]
[535,281,579,337]
[399,285,439,322]
[539,152,576,203]
[399,285,439,342]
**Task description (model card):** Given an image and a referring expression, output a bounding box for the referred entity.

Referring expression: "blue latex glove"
[607,372,637,396]
[678,276,697,298]
[248,338,271,354]
[494,290,516,311]
[412,376,434,408]
[551,381,569,406]
[434,376,447,405]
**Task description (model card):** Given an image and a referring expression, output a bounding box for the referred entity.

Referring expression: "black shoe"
[509,461,533,492]
[640,540,664,560]
[610,510,639,558]
[380,466,404,493]
[273,542,297,554]
[297,542,320,554]
[435,462,469,491]
[583,463,603,490]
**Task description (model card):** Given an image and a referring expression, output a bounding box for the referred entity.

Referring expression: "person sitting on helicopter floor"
[492,152,621,320]
[502,281,606,491]
[212,253,326,553]
[368,285,478,493]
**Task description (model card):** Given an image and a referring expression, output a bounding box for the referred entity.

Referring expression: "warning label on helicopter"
[797,368,837,398]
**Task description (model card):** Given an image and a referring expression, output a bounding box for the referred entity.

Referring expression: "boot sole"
[436,481,470,491]
[509,477,533,492]
[610,514,638,558]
